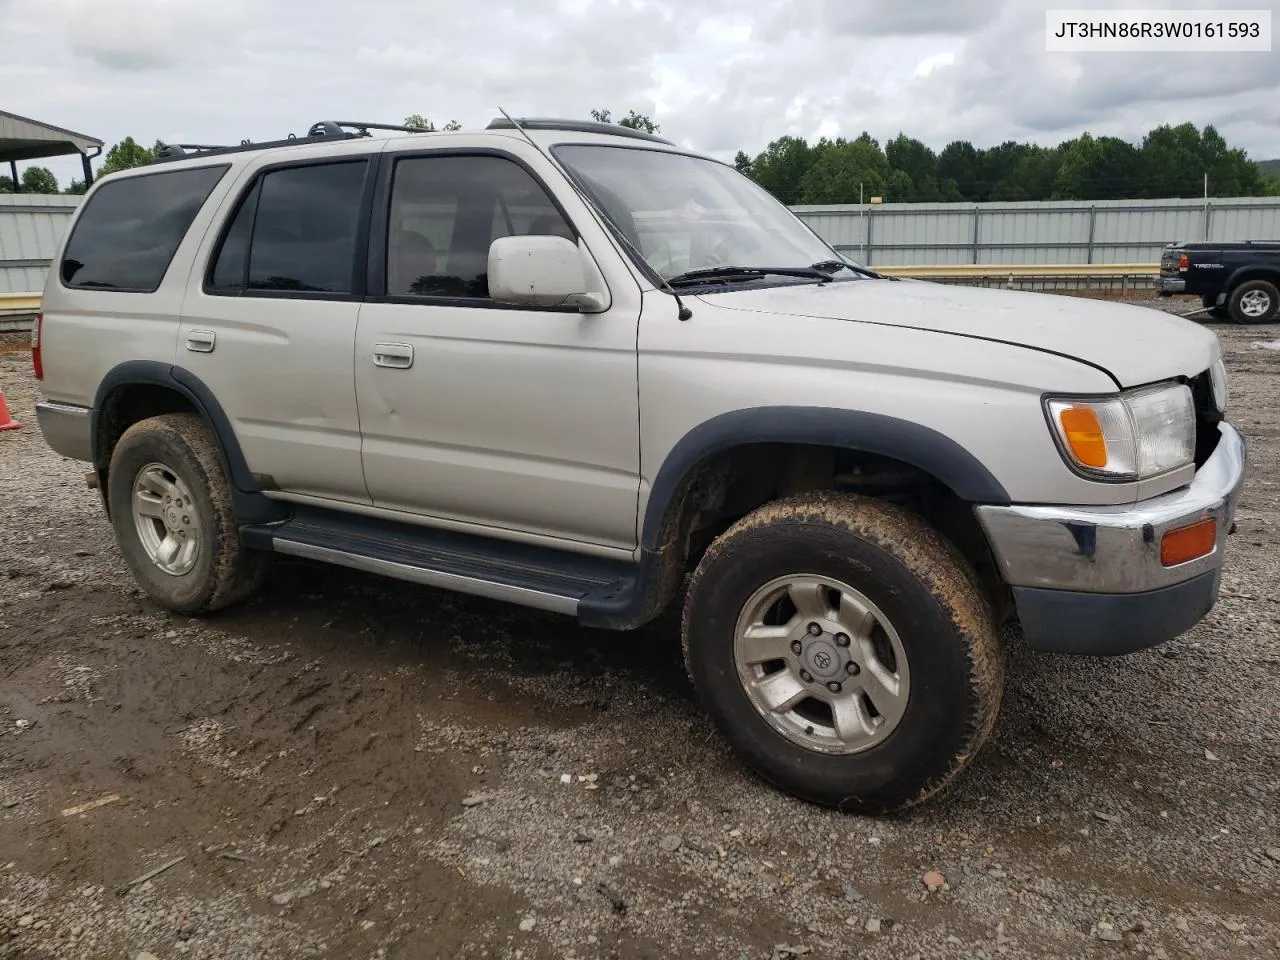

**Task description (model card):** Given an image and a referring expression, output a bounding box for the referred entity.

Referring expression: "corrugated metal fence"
[3,193,1280,295]
[790,196,1280,266]
[0,194,79,294]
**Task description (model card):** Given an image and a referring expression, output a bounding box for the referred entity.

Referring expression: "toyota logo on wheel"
[813,650,833,670]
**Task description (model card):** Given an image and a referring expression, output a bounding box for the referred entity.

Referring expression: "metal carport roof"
[0,109,103,188]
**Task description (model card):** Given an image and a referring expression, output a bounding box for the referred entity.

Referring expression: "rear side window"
[60,165,228,292]
[208,160,368,296]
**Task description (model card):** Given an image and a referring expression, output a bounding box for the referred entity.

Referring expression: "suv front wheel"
[108,413,266,614]
[682,491,1003,813]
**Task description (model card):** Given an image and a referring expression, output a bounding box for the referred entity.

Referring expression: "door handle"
[373,342,414,369]
[185,330,216,353]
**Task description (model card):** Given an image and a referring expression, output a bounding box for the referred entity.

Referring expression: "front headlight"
[1209,358,1228,414]
[1046,382,1195,480]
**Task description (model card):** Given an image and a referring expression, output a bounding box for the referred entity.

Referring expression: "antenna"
[495,105,693,322]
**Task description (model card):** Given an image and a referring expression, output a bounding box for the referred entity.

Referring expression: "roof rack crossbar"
[151,119,434,165]
[485,117,674,145]
[330,121,430,135]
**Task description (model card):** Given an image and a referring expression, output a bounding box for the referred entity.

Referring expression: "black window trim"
[58,162,232,295]
[364,147,587,313]
[200,153,382,303]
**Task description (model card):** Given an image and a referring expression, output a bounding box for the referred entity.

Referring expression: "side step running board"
[242,506,638,617]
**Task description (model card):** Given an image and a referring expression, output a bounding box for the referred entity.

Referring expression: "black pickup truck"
[1156,241,1280,323]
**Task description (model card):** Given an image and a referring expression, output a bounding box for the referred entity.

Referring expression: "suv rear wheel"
[681,491,1003,813]
[107,413,266,614]
[1227,279,1280,324]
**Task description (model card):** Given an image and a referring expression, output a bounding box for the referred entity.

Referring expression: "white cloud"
[822,0,1007,36]
[913,51,957,78]
[6,0,1278,190]
[62,0,250,70]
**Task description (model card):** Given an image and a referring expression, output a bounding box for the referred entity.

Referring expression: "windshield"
[554,144,851,281]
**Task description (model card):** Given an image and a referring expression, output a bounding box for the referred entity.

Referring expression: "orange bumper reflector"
[1161,518,1216,567]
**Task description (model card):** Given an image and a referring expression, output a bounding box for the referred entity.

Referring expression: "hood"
[698,278,1219,388]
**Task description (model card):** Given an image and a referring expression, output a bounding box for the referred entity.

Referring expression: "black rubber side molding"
[244,506,638,616]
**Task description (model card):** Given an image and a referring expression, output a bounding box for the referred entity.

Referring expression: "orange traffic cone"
[0,389,21,431]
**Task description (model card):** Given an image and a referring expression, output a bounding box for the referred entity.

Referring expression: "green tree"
[403,115,461,132]
[20,166,59,194]
[733,151,753,176]
[618,111,659,134]
[590,108,660,134]
[64,179,90,195]
[98,136,156,177]
[937,141,981,200]
[1138,124,1205,198]
[0,175,11,194]
[799,133,891,204]
[999,145,1062,201]
[747,135,814,204]
[1050,134,1139,200]
[1198,124,1265,196]
[885,134,939,200]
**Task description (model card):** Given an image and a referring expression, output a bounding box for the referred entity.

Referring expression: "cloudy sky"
[3,0,1278,186]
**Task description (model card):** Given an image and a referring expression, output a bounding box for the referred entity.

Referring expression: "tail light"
[31,312,43,380]
[1178,254,1189,270]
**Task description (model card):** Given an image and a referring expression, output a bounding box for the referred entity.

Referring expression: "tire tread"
[681,490,1003,812]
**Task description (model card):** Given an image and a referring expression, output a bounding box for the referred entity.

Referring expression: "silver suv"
[33,117,1246,813]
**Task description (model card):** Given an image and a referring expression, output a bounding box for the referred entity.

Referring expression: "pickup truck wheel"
[1200,296,1230,321]
[107,413,267,615]
[1228,279,1280,324]
[681,491,1003,813]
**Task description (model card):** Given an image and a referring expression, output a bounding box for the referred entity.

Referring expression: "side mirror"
[487,235,606,312]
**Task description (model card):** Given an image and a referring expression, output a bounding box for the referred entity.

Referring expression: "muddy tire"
[681,490,1003,814]
[1227,279,1280,325]
[107,413,267,615]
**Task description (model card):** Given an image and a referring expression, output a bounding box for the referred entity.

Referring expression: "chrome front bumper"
[976,422,1246,653]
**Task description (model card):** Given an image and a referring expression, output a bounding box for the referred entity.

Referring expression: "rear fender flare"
[91,361,286,524]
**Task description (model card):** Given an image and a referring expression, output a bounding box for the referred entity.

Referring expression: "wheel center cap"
[165,507,181,529]
[802,639,844,681]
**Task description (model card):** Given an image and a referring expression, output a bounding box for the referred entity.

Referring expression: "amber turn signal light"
[1057,407,1108,468]
[1160,518,1216,567]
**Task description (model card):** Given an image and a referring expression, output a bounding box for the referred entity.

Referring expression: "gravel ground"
[1,298,1278,960]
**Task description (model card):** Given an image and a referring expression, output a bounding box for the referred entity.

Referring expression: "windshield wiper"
[810,259,891,280]
[666,265,835,287]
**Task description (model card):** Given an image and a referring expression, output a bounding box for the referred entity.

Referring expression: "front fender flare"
[640,406,1010,550]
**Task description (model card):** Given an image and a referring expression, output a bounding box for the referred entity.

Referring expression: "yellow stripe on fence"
[875,264,1159,279]
[0,293,41,315]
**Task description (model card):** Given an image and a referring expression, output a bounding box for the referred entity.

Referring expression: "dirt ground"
[1,300,1278,960]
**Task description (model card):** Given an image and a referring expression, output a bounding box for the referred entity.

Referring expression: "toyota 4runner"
[32,117,1246,813]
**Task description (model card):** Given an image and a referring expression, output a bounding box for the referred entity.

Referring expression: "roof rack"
[151,120,431,165]
[485,117,674,146]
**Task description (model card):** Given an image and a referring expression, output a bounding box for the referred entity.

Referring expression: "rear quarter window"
[60,164,228,293]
